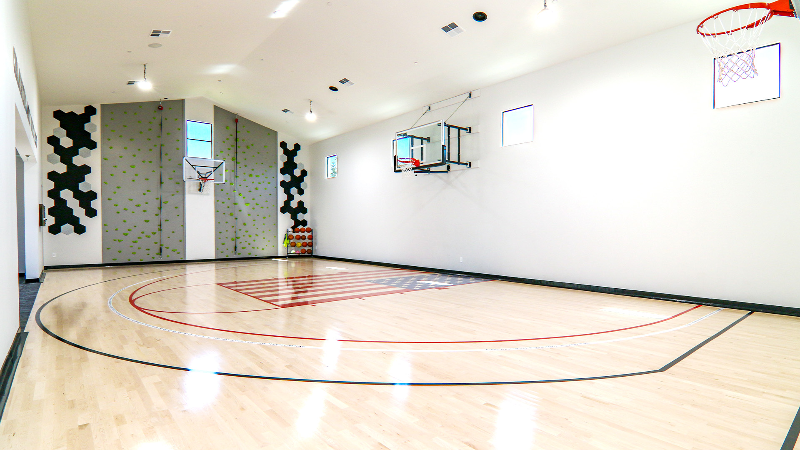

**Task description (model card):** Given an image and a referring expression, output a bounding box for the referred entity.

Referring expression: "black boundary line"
[781,406,800,450]
[315,255,800,318]
[0,331,28,422]
[34,265,752,386]
[44,254,282,271]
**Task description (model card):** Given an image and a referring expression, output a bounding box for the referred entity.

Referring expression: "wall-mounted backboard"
[393,120,472,174]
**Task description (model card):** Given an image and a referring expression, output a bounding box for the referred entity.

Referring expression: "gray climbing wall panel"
[101,100,186,263]
[214,106,278,258]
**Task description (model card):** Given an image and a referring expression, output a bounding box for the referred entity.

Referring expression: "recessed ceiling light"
[442,22,463,36]
[271,0,300,18]
[473,11,487,22]
[148,43,162,48]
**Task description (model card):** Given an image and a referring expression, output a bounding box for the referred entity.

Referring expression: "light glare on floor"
[271,0,300,18]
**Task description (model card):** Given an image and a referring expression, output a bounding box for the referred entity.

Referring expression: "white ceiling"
[28,0,732,143]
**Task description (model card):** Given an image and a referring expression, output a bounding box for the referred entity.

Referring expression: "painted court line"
[108,276,724,353]
[129,273,704,344]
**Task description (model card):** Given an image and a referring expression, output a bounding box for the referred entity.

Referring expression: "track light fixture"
[538,0,557,26]
[305,100,317,122]
[139,64,152,90]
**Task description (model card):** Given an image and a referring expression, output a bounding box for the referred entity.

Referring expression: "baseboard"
[314,255,800,318]
[0,331,28,422]
[45,254,280,271]
[24,278,41,284]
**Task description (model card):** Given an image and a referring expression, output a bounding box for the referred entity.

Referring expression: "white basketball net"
[401,162,416,178]
[398,158,419,177]
[699,7,772,86]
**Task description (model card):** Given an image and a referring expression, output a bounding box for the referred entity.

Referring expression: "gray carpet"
[18,276,41,329]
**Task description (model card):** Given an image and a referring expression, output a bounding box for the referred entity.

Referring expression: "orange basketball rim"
[697,0,798,37]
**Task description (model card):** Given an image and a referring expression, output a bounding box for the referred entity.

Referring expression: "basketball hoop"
[397,157,420,177]
[697,0,798,86]
[197,170,214,193]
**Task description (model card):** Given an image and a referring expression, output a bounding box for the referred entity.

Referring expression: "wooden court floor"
[1,258,800,449]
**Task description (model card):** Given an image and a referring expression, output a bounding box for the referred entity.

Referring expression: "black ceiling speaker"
[473,11,487,22]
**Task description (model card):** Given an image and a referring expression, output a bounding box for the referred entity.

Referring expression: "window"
[326,154,338,178]
[186,120,213,158]
[502,105,533,147]
[714,43,780,109]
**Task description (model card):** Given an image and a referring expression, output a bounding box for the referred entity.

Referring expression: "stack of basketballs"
[287,227,313,255]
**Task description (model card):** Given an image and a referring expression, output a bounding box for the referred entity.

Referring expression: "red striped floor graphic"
[218,269,419,308]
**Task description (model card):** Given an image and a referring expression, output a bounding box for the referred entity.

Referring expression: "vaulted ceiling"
[28,0,733,143]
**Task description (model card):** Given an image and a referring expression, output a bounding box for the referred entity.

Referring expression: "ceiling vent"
[339,78,354,86]
[282,109,293,114]
[441,22,463,36]
[127,80,136,85]
[150,30,172,37]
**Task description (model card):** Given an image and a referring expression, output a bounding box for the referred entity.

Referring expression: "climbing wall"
[213,106,278,258]
[100,100,185,263]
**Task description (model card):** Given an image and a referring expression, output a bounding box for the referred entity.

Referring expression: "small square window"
[326,155,338,179]
[186,120,213,159]
[502,105,533,147]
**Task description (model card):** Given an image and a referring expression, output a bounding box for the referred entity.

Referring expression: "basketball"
[290,242,296,247]
[308,235,313,240]
[288,234,294,240]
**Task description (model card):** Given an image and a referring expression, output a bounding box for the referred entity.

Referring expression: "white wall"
[184,97,216,260]
[2,0,40,354]
[41,104,102,267]
[310,20,800,309]
[277,132,311,256]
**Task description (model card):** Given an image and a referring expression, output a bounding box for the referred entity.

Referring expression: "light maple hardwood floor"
[1,258,799,449]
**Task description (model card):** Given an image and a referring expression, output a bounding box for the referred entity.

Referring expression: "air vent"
[441,22,463,36]
[339,78,354,86]
[127,80,136,85]
[150,30,172,37]
[282,109,293,114]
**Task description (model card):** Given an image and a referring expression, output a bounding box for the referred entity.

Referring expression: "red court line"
[226,276,404,297]
[227,273,407,294]
[129,288,412,340]
[132,269,419,311]
[128,273,703,342]
[132,273,410,314]
[264,285,406,305]
[219,273,418,294]
[141,305,282,314]
[219,269,416,287]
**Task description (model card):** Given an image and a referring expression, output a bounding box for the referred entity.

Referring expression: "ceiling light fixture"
[271,0,300,18]
[139,64,152,90]
[537,0,556,26]
[305,100,317,122]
